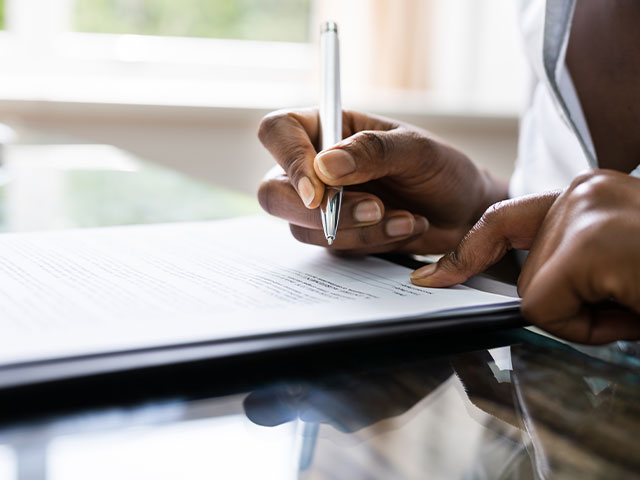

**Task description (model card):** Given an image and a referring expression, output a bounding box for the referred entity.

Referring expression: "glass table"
[0,145,638,480]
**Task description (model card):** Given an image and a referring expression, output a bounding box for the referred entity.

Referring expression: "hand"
[411,170,640,344]
[257,108,507,254]
[243,356,452,432]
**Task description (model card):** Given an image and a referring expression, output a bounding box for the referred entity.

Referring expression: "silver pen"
[319,21,343,246]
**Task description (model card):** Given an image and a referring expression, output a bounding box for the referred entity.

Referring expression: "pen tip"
[327,236,334,246]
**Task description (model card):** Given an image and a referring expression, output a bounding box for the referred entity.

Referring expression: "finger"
[328,234,427,256]
[397,224,476,255]
[258,174,386,229]
[258,108,325,209]
[313,127,422,186]
[521,255,640,344]
[410,193,558,287]
[289,212,428,250]
[573,309,640,344]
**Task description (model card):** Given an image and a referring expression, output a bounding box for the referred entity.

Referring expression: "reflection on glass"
[0,445,16,480]
[1,335,639,479]
[242,336,640,479]
[0,145,261,232]
[48,414,298,480]
[509,340,640,478]
[73,0,312,42]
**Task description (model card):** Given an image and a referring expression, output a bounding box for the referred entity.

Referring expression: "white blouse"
[510,0,640,198]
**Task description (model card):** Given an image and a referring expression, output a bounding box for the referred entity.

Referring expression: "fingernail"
[410,263,437,280]
[385,216,414,237]
[297,176,315,207]
[353,200,382,223]
[416,216,429,231]
[315,149,356,179]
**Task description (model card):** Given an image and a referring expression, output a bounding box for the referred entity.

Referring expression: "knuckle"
[444,248,467,270]
[257,111,285,145]
[257,179,278,216]
[356,225,374,247]
[479,199,508,227]
[345,224,388,250]
[566,169,615,205]
[351,131,391,162]
[406,129,434,154]
[285,144,312,174]
[600,270,623,299]
[568,169,605,190]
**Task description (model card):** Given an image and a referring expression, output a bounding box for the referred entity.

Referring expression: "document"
[0,216,518,367]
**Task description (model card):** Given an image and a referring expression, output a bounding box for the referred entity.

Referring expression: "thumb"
[410,192,559,287]
[313,128,426,186]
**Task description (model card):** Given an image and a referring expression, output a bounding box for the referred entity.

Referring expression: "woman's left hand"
[411,169,640,344]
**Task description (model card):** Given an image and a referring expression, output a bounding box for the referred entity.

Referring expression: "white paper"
[0,216,519,366]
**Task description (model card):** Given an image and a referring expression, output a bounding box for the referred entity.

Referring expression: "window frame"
[0,0,315,108]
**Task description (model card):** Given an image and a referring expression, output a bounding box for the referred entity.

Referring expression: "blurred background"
[0,0,527,195]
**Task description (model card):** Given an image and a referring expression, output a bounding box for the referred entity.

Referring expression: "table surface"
[0,145,638,480]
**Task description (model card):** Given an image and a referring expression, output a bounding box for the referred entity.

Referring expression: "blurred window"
[73,0,312,42]
[0,0,525,114]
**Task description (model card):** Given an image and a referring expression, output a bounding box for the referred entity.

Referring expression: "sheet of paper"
[0,216,519,366]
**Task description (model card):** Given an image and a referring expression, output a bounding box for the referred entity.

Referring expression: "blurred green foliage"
[74,0,311,42]
[0,0,4,29]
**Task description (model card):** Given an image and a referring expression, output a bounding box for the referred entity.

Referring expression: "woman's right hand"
[257,108,508,255]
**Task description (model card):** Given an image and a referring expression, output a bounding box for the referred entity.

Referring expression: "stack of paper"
[0,216,519,368]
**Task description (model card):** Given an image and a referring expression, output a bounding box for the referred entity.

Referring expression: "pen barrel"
[320,23,342,150]
[319,21,343,244]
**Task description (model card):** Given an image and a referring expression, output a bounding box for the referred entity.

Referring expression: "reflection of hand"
[257,108,508,254]
[411,170,640,344]
[243,357,452,433]
[450,350,520,429]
